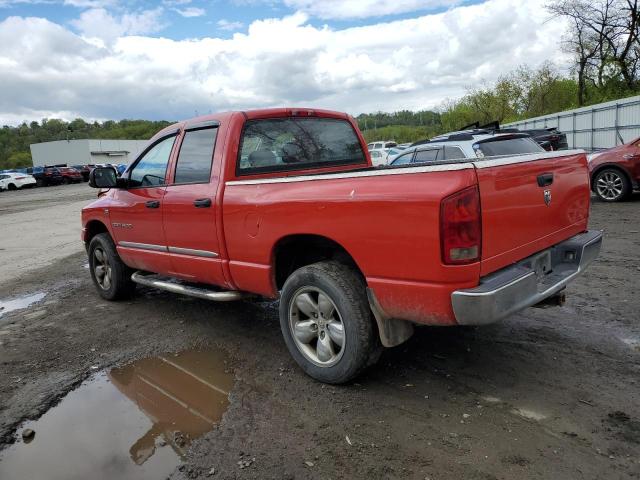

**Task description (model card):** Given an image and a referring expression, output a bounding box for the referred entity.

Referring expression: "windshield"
[474,136,543,157]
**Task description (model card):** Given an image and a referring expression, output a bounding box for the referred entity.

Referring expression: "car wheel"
[88,233,136,300]
[594,168,631,202]
[279,261,378,384]
[7,183,17,191]
[62,177,70,185]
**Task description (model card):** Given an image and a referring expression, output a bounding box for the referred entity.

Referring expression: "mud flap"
[366,288,414,347]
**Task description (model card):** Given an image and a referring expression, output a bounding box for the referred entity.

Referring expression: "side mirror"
[89,167,120,188]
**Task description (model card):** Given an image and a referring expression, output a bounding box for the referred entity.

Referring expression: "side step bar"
[131,271,246,302]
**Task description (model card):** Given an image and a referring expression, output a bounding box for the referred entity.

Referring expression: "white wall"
[504,95,640,151]
[30,139,149,167]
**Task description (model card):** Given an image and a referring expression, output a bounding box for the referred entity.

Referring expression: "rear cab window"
[237,117,366,175]
[473,136,543,157]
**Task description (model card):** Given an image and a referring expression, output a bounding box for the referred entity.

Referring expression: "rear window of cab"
[237,117,366,175]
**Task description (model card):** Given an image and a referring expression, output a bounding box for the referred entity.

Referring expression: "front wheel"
[594,168,631,202]
[88,233,136,300]
[279,261,378,384]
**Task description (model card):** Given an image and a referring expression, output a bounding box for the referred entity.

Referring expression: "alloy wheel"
[596,171,624,200]
[93,247,112,290]
[288,287,345,367]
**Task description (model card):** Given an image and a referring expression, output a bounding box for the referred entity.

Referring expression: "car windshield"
[474,136,543,157]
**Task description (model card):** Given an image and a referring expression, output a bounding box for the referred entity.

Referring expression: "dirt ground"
[0,185,639,479]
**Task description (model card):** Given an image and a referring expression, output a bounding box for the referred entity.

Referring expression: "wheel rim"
[93,247,112,290]
[288,287,345,368]
[596,171,624,200]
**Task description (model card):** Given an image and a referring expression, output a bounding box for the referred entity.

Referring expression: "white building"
[30,139,149,167]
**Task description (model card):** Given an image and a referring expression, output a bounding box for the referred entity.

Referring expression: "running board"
[131,271,246,302]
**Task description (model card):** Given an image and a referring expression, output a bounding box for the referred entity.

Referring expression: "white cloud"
[283,0,461,19]
[216,19,244,30]
[63,0,118,7]
[0,0,569,125]
[70,7,166,41]
[174,6,205,17]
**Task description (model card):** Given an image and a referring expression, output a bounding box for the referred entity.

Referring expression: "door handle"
[537,173,554,187]
[193,198,212,208]
[145,200,160,209]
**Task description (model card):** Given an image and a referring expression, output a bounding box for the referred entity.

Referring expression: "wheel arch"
[84,219,110,245]
[272,234,365,291]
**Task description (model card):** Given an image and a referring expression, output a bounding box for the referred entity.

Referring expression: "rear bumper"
[451,230,603,325]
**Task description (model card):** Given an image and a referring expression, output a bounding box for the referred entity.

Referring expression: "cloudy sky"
[0,0,570,125]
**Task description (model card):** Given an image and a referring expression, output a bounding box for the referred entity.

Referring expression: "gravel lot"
[0,184,639,479]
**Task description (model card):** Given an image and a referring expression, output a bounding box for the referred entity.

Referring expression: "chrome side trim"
[226,162,475,186]
[473,149,585,169]
[131,271,245,302]
[118,241,167,252]
[168,246,219,258]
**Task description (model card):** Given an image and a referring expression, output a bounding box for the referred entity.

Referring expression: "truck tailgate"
[475,151,591,276]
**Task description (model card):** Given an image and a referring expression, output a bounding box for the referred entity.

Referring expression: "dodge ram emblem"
[544,189,552,206]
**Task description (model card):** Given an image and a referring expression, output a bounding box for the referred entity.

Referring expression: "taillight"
[15,176,26,180]
[440,186,481,265]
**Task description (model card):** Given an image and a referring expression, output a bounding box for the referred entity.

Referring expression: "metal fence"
[504,95,640,152]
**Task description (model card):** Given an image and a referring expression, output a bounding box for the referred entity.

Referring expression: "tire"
[593,168,631,202]
[279,261,377,384]
[88,233,136,300]
[8,183,16,191]
[62,177,70,185]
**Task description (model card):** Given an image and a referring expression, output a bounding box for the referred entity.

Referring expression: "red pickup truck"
[82,108,602,383]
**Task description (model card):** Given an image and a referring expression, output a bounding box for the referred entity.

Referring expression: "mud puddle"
[0,348,233,480]
[0,292,46,319]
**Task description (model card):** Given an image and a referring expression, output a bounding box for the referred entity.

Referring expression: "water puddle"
[0,348,233,480]
[0,292,47,319]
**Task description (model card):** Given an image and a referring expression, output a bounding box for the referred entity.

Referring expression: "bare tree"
[547,0,639,104]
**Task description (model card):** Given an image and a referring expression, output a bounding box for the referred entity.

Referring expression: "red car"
[59,167,83,184]
[588,136,640,201]
[81,108,602,383]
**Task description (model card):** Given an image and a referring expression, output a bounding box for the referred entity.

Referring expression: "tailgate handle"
[537,173,554,187]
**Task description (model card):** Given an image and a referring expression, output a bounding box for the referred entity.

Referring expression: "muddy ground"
[0,186,639,479]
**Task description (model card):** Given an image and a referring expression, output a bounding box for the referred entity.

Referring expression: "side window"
[391,152,413,165]
[443,146,466,159]
[414,148,439,163]
[238,118,366,175]
[371,151,381,158]
[174,127,218,184]
[128,135,176,188]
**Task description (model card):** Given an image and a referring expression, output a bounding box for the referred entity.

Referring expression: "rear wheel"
[88,233,136,300]
[279,261,377,384]
[594,168,631,202]
[7,183,16,191]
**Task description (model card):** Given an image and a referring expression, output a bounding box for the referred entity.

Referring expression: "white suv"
[390,131,544,166]
[0,172,37,191]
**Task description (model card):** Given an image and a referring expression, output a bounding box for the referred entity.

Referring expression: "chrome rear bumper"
[451,230,603,325]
